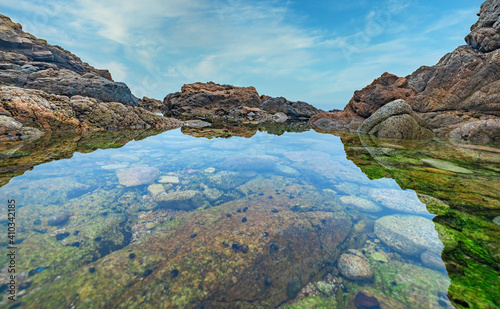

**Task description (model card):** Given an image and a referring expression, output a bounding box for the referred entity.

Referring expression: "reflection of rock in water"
[20,182,353,308]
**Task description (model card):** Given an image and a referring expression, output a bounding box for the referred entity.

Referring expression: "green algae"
[284,295,338,309]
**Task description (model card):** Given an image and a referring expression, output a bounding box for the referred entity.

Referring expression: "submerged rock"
[340,196,382,213]
[338,254,374,281]
[147,184,165,198]
[155,190,205,211]
[219,154,279,171]
[354,291,381,309]
[158,175,180,184]
[208,171,247,189]
[369,189,428,215]
[421,158,473,174]
[116,166,160,187]
[421,250,446,270]
[374,215,443,256]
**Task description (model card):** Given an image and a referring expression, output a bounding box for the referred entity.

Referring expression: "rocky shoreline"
[2,0,500,144]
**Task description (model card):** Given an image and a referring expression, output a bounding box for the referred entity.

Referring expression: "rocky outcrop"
[0,14,137,105]
[163,81,321,122]
[357,99,434,139]
[0,86,182,141]
[310,0,500,143]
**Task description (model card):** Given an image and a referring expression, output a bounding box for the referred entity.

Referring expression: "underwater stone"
[156,190,205,211]
[116,166,160,187]
[147,184,165,198]
[286,277,302,299]
[143,269,153,277]
[55,232,70,241]
[421,250,446,270]
[242,217,247,223]
[208,171,247,189]
[190,233,197,238]
[354,291,380,309]
[241,244,249,254]
[317,281,336,297]
[226,214,232,218]
[88,267,96,274]
[170,269,179,278]
[374,215,443,256]
[47,213,70,226]
[129,253,136,259]
[338,254,374,281]
[158,176,180,184]
[369,189,428,215]
[274,164,300,176]
[340,196,382,213]
[334,183,360,195]
[33,219,42,226]
[220,155,279,171]
[204,167,216,173]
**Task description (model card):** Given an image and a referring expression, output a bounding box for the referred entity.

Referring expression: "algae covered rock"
[374,215,443,256]
[155,190,206,211]
[338,254,374,280]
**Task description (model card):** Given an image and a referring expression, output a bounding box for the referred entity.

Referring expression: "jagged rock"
[0,15,137,105]
[374,215,443,256]
[0,86,182,141]
[310,2,500,142]
[357,100,434,139]
[260,97,322,120]
[163,82,320,121]
[465,0,500,52]
[338,254,374,280]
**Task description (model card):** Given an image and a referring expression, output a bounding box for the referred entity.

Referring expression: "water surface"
[0,127,498,308]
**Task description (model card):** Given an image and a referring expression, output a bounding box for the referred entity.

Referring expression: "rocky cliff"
[163,81,322,122]
[0,14,137,105]
[310,0,500,143]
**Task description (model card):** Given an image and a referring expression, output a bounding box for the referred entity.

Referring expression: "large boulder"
[374,215,444,256]
[0,14,137,105]
[465,0,500,52]
[357,100,434,140]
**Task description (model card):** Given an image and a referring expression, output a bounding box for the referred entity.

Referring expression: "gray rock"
[465,0,500,52]
[358,100,434,140]
[375,215,444,256]
[421,250,446,270]
[260,97,321,120]
[369,189,428,215]
[116,166,160,187]
[208,171,247,189]
[338,254,373,280]
[340,196,382,213]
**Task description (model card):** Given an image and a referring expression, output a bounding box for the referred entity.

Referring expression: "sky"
[0,0,484,110]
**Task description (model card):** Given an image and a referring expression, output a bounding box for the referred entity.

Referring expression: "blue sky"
[0,0,484,110]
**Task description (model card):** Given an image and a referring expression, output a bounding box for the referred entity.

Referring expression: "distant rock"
[357,100,434,140]
[310,1,500,143]
[116,166,160,187]
[0,15,137,105]
[162,81,321,122]
[374,215,443,256]
[338,254,374,280]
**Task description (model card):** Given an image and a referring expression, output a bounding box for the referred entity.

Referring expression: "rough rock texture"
[357,99,434,139]
[0,86,182,141]
[163,81,321,121]
[0,15,137,105]
[310,1,500,143]
[338,254,374,280]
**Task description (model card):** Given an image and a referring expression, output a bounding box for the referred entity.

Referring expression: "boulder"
[260,97,321,120]
[338,254,374,280]
[369,188,429,215]
[374,215,444,256]
[357,100,434,140]
[155,190,205,211]
[465,0,500,52]
[339,196,382,213]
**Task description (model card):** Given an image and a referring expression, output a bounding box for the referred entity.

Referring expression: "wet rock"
[147,184,165,198]
[274,164,300,176]
[158,175,180,184]
[354,291,381,309]
[116,166,160,187]
[358,99,434,140]
[155,190,206,211]
[340,196,382,213]
[374,215,443,255]
[369,189,428,215]
[421,159,473,174]
[208,171,247,189]
[286,277,302,299]
[220,155,279,171]
[338,254,374,281]
[421,250,446,270]
[47,213,70,226]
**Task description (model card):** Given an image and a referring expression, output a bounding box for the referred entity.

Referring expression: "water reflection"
[0,126,497,308]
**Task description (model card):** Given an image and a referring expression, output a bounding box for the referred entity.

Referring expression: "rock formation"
[310,0,500,143]
[0,14,137,105]
[163,81,322,122]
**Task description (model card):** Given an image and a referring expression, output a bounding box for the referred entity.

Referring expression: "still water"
[0,126,498,308]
